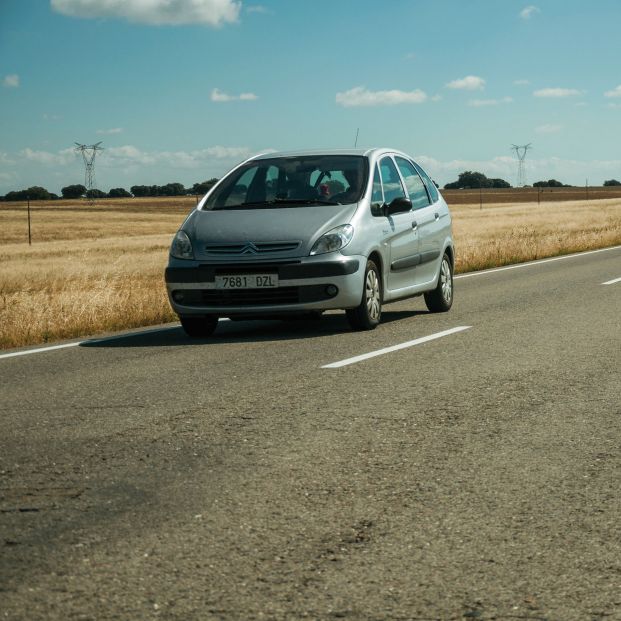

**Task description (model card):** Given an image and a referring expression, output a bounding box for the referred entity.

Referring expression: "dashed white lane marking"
[322,326,471,369]
[454,244,621,280]
[602,276,621,285]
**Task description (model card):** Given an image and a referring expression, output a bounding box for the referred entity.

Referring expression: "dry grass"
[452,198,621,272]
[1,196,620,349]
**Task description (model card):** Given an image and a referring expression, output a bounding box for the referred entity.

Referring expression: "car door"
[379,156,421,292]
[413,160,450,283]
[395,157,440,285]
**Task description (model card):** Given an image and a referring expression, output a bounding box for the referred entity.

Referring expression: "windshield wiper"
[270,198,339,206]
[211,198,341,210]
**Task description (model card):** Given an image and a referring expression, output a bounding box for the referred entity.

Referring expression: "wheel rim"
[440,258,452,303]
[365,269,381,320]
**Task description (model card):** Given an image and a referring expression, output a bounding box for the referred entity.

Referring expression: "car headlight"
[310,224,354,256]
[170,230,194,259]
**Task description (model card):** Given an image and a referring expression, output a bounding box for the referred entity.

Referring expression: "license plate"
[215,274,278,289]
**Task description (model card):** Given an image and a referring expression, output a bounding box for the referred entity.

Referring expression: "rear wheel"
[179,315,219,338]
[424,253,453,313]
[346,260,382,330]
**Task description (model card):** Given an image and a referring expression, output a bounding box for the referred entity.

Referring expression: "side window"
[379,157,407,204]
[413,162,439,203]
[395,157,430,210]
[370,164,384,216]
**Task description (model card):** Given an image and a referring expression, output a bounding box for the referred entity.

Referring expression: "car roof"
[251,147,406,161]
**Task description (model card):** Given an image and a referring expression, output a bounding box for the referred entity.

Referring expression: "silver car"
[165,148,454,337]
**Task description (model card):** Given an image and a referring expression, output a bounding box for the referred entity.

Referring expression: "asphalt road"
[1,247,620,621]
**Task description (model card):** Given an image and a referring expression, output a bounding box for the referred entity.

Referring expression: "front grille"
[202,287,299,306]
[205,241,301,256]
[171,285,333,308]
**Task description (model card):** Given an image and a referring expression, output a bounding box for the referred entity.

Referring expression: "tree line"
[2,174,621,201]
[443,171,621,190]
[0,179,219,201]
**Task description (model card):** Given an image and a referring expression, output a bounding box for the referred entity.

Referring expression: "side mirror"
[384,196,412,217]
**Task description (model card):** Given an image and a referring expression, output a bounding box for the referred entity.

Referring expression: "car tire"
[179,315,219,338]
[346,260,382,330]
[424,252,453,313]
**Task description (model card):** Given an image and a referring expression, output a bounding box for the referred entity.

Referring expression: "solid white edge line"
[454,244,621,280]
[0,342,82,360]
[602,276,621,285]
[0,318,235,361]
[322,326,471,369]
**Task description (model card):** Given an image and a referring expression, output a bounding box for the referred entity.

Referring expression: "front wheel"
[424,253,453,313]
[346,260,382,330]
[180,315,219,338]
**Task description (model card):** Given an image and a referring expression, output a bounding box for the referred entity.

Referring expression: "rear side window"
[370,164,384,216]
[395,157,430,211]
[413,162,439,203]
[379,157,407,204]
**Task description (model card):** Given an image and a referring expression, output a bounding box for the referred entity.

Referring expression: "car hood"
[185,204,359,260]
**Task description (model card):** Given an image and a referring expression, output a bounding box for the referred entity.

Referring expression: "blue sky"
[1,0,620,194]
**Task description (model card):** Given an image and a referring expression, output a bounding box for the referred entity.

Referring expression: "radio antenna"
[354,128,360,148]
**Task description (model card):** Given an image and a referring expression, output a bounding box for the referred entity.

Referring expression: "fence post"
[27,195,32,245]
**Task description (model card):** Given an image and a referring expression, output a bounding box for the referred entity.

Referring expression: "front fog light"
[172,291,185,303]
[325,285,338,297]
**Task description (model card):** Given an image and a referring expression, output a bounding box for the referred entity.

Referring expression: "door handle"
[411,221,418,230]
[434,212,440,221]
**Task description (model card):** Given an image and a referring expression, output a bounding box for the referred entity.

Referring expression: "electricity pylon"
[511,143,532,187]
[74,142,104,201]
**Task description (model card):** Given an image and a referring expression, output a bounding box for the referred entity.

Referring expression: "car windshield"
[204,155,369,210]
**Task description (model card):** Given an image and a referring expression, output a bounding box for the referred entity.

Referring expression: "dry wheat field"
[1,195,620,349]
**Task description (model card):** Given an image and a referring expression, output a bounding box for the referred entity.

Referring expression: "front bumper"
[165,256,365,316]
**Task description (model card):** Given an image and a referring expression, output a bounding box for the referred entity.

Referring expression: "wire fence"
[442,186,621,205]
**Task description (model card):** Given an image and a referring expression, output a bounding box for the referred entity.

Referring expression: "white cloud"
[520,5,540,19]
[102,144,253,168]
[446,76,485,91]
[535,124,562,134]
[246,4,269,14]
[604,85,621,98]
[415,154,621,187]
[335,86,427,107]
[431,94,443,102]
[533,88,583,98]
[0,171,18,184]
[211,88,258,102]
[513,79,530,86]
[607,103,621,109]
[50,0,241,27]
[468,97,513,107]
[3,74,19,88]
[0,152,16,165]
[20,148,75,166]
[97,127,123,135]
